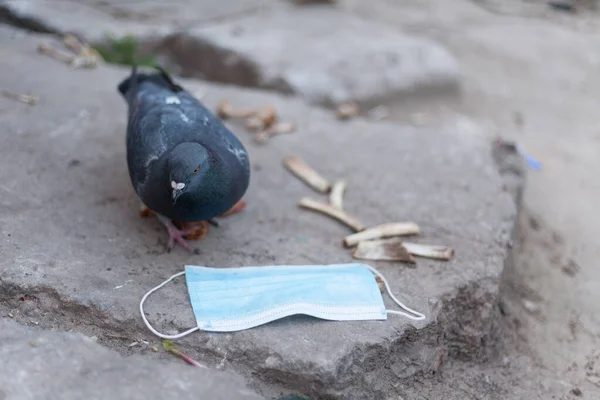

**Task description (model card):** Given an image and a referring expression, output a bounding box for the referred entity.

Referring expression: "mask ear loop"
[139,271,199,339]
[364,265,426,321]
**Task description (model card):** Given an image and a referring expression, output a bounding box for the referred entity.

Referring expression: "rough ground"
[0,319,261,400]
[0,25,518,399]
[1,0,600,399]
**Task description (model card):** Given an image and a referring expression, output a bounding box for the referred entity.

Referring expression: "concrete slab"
[0,319,262,400]
[0,29,520,399]
[1,0,461,106]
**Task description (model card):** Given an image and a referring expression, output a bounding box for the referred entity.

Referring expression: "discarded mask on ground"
[140,263,426,339]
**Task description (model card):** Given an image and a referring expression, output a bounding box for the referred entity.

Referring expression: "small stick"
[216,100,260,119]
[343,222,420,247]
[162,339,207,369]
[283,156,332,193]
[1,90,37,105]
[329,180,347,210]
[37,42,76,64]
[298,197,365,232]
[352,238,416,263]
[63,34,87,54]
[336,102,359,120]
[253,122,296,143]
[402,242,454,261]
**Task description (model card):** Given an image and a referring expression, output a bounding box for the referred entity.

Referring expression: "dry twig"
[329,180,347,210]
[402,242,454,261]
[253,122,296,144]
[343,222,420,247]
[335,102,359,120]
[352,238,416,263]
[162,340,207,368]
[1,90,37,105]
[298,197,365,232]
[283,156,332,193]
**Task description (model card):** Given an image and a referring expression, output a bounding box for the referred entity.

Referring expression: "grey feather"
[118,66,250,222]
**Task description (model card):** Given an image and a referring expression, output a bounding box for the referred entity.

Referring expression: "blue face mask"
[140,263,425,339]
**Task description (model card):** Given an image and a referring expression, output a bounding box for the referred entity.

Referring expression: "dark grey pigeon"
[117,66,250,251]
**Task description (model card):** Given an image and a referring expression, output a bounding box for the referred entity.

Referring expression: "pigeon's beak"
[172,189,182,204]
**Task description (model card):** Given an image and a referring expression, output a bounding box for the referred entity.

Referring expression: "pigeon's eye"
[193,167,199,174]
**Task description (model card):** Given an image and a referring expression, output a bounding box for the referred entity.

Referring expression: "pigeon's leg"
[155,214,199,252]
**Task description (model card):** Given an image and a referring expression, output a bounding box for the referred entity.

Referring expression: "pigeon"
[117,65,250,251]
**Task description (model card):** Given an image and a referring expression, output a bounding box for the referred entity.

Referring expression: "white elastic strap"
[139,271,199,339]
[365,265,426,321]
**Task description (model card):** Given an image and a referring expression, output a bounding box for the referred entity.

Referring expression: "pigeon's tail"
[117,65,183,104]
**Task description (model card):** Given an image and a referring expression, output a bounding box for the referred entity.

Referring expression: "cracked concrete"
[0,25,519,399]
[0,0,461,106]
[0,319,263,400]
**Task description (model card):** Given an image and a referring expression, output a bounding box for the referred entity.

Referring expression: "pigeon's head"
[168,142,209,204]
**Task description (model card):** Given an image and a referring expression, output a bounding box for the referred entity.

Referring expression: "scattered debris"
[367,105,389,120]
[90,336,98,341]
[162,339,208,369]
[352,238,416,263]
[283,156,332,193]
[335,102,359,120]
[515,144,542,171]
[151,346,159,352]
[402,242,454,261]
[343,222,420,248]
[37,35,102,69]
[217,100,293,143]
[128,341,139,347]
[1,90,37,105]
[282,156,453,265]
[329,180,347,210]
[298,197,365,232]
[8,313,14,318]
[253,122,296,144]
[114,280,133,290]
[216,100,267,120]
[62,34,101,62]
[352,238,454,262]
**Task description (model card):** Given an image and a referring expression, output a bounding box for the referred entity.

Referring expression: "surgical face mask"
[140,263,426,339]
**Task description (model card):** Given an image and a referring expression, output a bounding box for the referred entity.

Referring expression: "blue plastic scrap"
[515,144,542,171]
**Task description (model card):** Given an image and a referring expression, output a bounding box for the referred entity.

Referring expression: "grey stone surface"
[0,319,262,400]
[0,29,518,399]
[1,0,461,106]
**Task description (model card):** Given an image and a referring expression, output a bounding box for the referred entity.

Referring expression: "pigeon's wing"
[125,90,170,197]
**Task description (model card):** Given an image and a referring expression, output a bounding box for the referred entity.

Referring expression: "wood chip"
[38,42,75,64]
[216,100,258,120]
[37,41,99,69]
[336,102,359,119]
[343,222,420,247]
[253,121,296,143]
[298,197,365,232]
[352,238,415,263]
[329,180,347,210]
[402,242,454,261]
[1,90,37,105]
[283,156,332,193]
